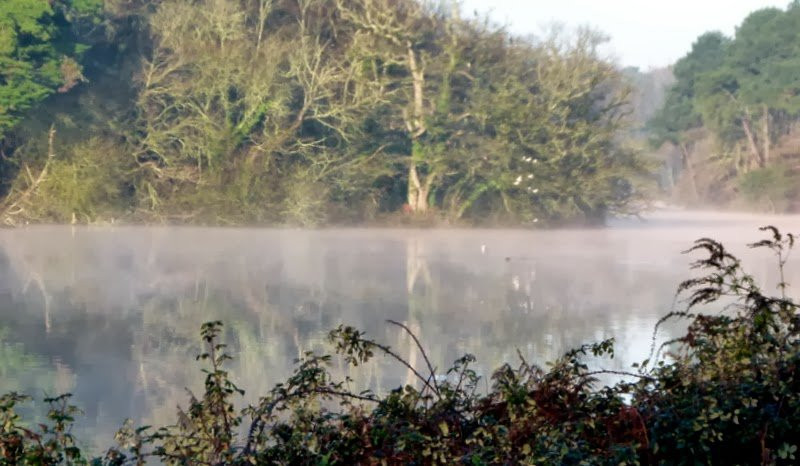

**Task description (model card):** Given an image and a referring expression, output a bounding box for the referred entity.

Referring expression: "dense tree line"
[0,0,648,226]
[649,1,800,210]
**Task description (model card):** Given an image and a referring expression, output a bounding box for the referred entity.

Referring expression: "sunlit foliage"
[1,0,648,226]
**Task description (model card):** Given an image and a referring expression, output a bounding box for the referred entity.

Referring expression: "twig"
[312,388,379,403]
[582,370,655,381]
[368,339,438,395]
[387,319,440,395]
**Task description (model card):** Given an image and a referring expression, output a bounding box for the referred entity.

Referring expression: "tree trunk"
[405,43,430,214]
[761,104,770,166]
[741,116,765,169]
[407,163,429,213]
[679,142,700,202]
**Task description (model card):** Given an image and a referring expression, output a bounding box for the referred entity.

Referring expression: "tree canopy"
[0,0,649,226]
[0,0,103,141]
[649,2,800,209]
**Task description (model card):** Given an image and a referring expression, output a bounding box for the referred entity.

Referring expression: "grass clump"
[2,227,800,464]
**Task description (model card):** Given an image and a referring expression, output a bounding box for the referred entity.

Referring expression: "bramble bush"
[2,227,799,465]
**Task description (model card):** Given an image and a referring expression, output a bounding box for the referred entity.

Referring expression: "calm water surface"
[2,210,800,451]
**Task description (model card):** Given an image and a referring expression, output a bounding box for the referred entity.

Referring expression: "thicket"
[0,0,649,227]
[1,226,799,464]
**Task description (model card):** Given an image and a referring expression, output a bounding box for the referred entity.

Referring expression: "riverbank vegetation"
[649,2,800,212]
[0,0,650,227]
[4,1,800,224]
[1,227,799,464]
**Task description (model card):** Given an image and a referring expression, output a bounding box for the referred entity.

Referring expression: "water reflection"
[1,210,800,451]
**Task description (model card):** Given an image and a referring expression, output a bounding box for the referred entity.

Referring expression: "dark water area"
[2,209,800,452]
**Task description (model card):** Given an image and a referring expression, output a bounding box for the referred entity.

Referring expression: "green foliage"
[25,137,131,222]
[648,32,730,146]
[3,227,800,464]
[0,0,102,142]
[0,0,649,227]
[426,28,649,223]
[0,393,88,464]
[649,3,800,207]
[738,164,799,211]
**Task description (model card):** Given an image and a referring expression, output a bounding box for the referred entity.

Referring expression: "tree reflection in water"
[1,212,800,451]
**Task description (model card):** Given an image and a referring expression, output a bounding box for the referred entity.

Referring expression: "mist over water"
[2,209,800,451]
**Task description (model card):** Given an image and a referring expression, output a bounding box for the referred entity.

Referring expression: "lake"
[2,209,800,452]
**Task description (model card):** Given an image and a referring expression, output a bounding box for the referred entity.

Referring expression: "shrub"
[738,164,799,212]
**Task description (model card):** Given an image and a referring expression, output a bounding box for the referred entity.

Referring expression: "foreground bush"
[2,227,800,465]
